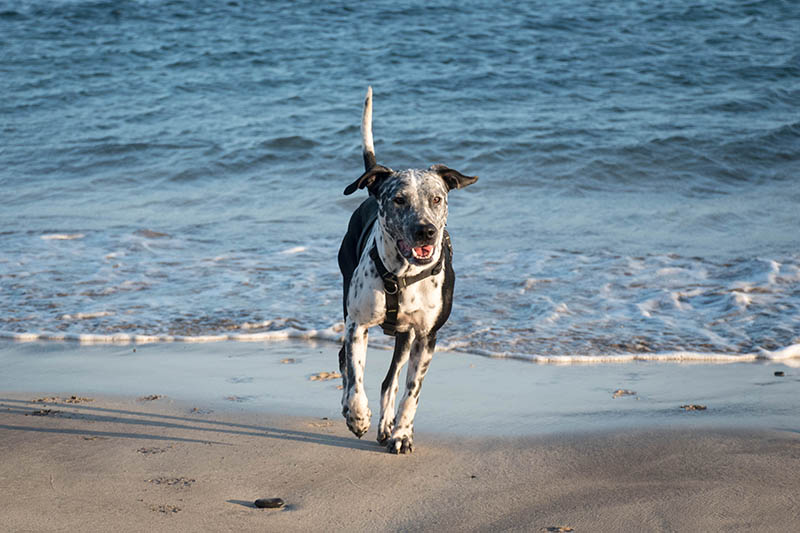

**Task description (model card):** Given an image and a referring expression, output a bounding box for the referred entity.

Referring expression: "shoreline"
[4,330,800,367]
[1,339,798,436]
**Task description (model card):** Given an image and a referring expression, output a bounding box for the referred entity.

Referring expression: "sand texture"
[1,393,799,532]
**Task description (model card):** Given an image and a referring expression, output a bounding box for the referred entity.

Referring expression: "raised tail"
[362,86,376,171]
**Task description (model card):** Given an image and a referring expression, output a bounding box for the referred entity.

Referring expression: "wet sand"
[1,340,799,531]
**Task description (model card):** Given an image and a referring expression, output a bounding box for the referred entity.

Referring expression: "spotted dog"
[337,87,477,454]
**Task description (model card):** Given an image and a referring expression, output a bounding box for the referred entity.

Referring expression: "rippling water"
[2,0,799,362]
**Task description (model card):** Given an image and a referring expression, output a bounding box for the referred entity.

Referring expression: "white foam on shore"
[465,350,790,365]
[2,329,798,366]
[40,233,85,240]
[60,311,114,320]
[0,326,344,346]
[278,246,307,255]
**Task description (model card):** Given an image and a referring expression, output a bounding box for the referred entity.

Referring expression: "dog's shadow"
[0,398,383,453]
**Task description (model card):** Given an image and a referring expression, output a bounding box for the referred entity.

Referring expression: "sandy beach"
[1,340,799,532]
[4,1,799,531]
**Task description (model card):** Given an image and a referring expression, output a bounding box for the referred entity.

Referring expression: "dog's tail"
[362,86,376,171]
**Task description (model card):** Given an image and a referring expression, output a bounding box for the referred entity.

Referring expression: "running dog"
[337,87,477,454]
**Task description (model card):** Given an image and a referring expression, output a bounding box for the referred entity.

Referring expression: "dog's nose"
[414,224,437,242]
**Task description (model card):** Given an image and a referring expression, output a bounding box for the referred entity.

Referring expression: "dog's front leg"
[341,321,371,438]
[387,333,436,454]
[378,330,414,445]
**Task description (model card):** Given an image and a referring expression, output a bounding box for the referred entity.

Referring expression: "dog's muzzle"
[397,224,439,264]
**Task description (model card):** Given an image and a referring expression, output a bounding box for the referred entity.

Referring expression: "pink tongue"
[414,245,433,257]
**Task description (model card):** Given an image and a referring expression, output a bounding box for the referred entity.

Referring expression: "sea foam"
[2,328,798,367]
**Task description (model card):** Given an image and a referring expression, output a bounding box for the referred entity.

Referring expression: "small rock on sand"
[254,497,285,509]
[774,371,785,377]
[612,389,636,399]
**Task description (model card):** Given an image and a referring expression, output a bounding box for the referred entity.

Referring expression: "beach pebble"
[612,389,636,399]
[254,498,284,509]
[774,371,784,377]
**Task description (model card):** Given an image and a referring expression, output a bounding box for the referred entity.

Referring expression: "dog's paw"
[387,434,414,454]
[377,420,394,446]
[346,408,371,438]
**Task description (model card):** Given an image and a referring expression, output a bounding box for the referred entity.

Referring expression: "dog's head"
[344,164,477,266]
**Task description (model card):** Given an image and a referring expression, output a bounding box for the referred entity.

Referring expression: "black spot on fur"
[345,352,356,394]
[425,333,437,353]
[420,360,431,374]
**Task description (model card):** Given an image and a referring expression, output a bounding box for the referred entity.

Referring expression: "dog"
[337,87,477,454]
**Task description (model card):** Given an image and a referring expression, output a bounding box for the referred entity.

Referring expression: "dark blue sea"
[2,0,799,362]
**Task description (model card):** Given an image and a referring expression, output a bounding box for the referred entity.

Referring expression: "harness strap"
[369,231,451,336]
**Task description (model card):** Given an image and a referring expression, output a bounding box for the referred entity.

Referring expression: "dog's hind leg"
[387,333,436,454]
[378,330,414,445]
[342,321,372,438]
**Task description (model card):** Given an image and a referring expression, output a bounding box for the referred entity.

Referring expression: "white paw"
[344,396,371,438]
[387,428,414,454]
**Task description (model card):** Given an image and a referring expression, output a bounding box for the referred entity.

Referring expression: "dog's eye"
[432,196,442,205]
[393,197,406,206]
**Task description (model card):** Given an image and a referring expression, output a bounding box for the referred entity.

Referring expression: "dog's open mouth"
[397,240,436,264]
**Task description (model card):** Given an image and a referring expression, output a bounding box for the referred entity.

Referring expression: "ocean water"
[2,0,799,363]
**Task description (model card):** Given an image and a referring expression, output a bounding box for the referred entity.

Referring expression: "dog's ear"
[343,164,394,196]
[430,164,478,191]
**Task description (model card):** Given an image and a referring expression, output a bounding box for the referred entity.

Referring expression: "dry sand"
[1,340,799,531]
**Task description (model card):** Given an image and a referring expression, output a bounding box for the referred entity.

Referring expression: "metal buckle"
[383,279,398,295]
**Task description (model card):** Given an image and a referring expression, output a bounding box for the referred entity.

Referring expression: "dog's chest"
[347,262,444,333]
[395,275,444,332]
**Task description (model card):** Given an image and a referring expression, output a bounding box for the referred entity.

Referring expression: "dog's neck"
[376,225,444,278]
